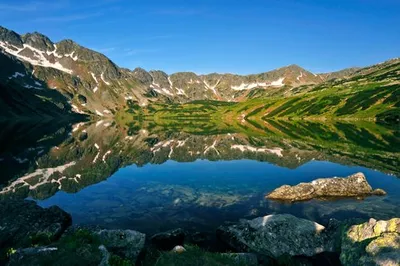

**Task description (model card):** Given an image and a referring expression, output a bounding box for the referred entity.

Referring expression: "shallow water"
[0,119,399,237]
[37,160,400,236]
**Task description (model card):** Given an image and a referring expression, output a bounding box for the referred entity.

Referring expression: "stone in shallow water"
[217,214,340,259]
[340,218,400,266]
[266,172,386,202]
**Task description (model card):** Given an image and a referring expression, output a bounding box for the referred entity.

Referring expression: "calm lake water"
[0,119,399,237]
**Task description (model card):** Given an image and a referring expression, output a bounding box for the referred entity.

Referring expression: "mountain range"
[3,25,395,119]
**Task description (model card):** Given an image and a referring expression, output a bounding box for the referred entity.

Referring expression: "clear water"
[0,120,399,238]
[37,160,400,236]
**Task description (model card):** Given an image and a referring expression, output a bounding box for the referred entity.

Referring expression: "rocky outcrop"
[0,199,71,252]
[97,229,146,263]
[151,228,185,250]
[266,172,386,202]
[340,218,400,266]
[217,214,340,259]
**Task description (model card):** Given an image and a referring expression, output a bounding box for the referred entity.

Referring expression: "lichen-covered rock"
[266,172,386,202]
[217,214,340,259]
[97,229,145,263]
[340,218,400,266]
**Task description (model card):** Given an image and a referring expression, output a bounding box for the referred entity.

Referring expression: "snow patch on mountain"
[91,72,98,83]
[231,82,268,91]
[101,72,111,85]
[204,79,221,96]
[270,78,285,87]
[0,41,73,74]
[231,145,283,157]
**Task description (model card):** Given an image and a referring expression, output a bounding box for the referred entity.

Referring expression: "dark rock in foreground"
[266,172,386,202]
[97,229,146,263]
[151,228,185,250]
[340,218,400,266]
[217,214,340,259]
[0,199,71,253]
[7,227,146,266]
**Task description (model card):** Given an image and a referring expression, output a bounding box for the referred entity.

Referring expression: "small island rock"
[266,172,386,202]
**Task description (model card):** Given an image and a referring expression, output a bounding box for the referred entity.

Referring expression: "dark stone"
[77,94,87,104]
[79,132,88,141]
[151,228,185,250]
[97,229,145,263]
[0,199,71,259]
[217,214,340,259]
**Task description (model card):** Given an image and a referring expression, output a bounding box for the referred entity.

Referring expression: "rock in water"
[0,199,71,251]
[266,172,386,202]
[217,214,339,259]
[340,218,400,266]
[97,229,145,263]
[151,228,185,250]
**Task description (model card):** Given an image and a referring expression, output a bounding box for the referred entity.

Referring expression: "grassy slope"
[132,60,399,126]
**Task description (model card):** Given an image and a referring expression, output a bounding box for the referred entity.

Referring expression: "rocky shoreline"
[0,199,398,266]
[0,173,398,265]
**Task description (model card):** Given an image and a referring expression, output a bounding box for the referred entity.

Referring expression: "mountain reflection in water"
[0,119,399,236]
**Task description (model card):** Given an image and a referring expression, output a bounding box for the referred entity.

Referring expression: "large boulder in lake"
[340,218,400,266]
[266,172,386,202]
[0,200,71,254]
[217,214,340,259]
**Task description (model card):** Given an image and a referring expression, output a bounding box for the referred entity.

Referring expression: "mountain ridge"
[0,25,398,119]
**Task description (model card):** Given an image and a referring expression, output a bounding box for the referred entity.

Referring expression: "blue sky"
[1,0,400,74]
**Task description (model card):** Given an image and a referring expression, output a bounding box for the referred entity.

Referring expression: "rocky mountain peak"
[0,26,23,48]
[21,32,54,51]
[132,67,153,84]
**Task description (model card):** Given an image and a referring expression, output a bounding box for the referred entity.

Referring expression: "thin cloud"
[125,48,161,56]
[0,1,67,12]
[33,12,103,22]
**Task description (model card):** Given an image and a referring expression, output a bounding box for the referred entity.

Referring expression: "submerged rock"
[217,214,340,259]
[151,228,185,250]
[266,172,386,202]
[340,218,400,266]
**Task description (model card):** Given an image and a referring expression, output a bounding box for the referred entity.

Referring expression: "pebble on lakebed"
[266,172,387,202]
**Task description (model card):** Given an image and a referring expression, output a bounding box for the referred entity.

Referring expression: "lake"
[0,119,399,243]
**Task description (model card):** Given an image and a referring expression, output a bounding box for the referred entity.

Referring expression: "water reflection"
[0,119,399,235]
